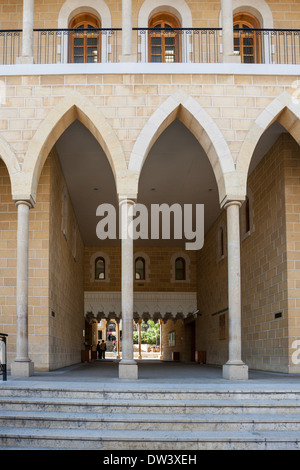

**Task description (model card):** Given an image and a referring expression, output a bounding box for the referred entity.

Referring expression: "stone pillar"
[138,319,142,359]
[17,0,35,64]
[116,319,121,359]
[118,198,138,379]
[11,201,34,377]
[120,0,136,62]
[221,0,240,63]
[223,201,248,380]
[159,319,163,360]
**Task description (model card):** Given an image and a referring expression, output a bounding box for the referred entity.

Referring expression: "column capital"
[223,200,243,210]
[15,199,34,209]
[221,196,245,210]
[118,196,136,206]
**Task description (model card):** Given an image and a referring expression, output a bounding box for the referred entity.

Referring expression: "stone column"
[17,0,35,64]
[159,319,163,360]
[116,319,121,359]
[11,201,34,377]
[119,198,138,379]
[138,319,142,359]
[221,0,240,63]
[223,201,248,380]
[120,0,136,62]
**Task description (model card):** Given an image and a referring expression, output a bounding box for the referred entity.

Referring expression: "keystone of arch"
[236,92,300,187]
[128,90,235,204]
[21,91,127,204]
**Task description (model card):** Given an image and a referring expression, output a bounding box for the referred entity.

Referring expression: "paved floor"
[2,359,300,391]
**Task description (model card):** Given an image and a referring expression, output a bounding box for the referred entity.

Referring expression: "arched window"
[175,257,186,281]
[233,13,261,63]
[69,13,101,63]
[95,257,105,279]
[148,12,180,63]
[135,257,145,280]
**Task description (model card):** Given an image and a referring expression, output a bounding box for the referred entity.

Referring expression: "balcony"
[0,27,299,65]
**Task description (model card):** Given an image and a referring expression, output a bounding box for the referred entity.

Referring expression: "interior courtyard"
[0,0,299,383]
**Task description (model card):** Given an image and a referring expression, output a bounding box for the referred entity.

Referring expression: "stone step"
[1,410,300,432]
[1,385,300,401]
[1,395,300,415]
[0,427,299,450]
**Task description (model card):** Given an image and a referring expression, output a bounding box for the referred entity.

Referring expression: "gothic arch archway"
[0,135,20,198]
[236,92,300,182]
[128,90,235,204]
[21,91,127,203]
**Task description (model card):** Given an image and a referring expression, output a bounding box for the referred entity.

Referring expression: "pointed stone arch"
[128,90,235,204]
[21,91,127,203]
[236,92,300,184]
[0,135,20,196]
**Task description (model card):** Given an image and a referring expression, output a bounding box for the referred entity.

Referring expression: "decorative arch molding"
[57,0,112,63]
[0,135,20,194]
[218,0,274,29]
[236,92,300,189]
[58,0,111,28]
[137,0,193,63]
[138,0,192,28]
[128,90,235,204]
[21,90,127,203]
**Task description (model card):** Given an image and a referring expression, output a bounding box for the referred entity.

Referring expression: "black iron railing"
[135,27,221,63]
[0,30,22,64]
[0,333,7,381]
[234,28,300,64]
[0,27,299,65]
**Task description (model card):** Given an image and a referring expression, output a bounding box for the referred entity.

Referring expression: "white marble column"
[138,319,142,359]
[11,201,34,377]
[221,0,240,63]
[223,201,248,380]
[116,319,121,359]
[17,0,35,63]
[119,198,138,379]
[120,0,136,62]
[159,319,163,360]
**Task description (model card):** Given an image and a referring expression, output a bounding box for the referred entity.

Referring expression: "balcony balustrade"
[0,27,299,65]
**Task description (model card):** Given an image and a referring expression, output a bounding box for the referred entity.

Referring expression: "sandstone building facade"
[0,0,299,380]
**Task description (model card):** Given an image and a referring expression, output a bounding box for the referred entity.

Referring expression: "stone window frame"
[90,251,110,283]
[57,0,112,63]
[134,252,150,283]
[170,252,191,283]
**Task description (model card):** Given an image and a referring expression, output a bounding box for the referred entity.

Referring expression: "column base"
[119,361,138,379]
[16,56,35,64]
[11,360,34,377]
[223,362,248,380]
[223,54,241,63]
[119,54,137,62]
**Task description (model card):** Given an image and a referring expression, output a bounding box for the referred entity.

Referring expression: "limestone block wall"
[196,134,299,373]
[84,246,196,293]
[241,134,288,373]
[0,0,299,30]
[49,147,85,371]
[0,158,51,369]
[283,135,300,373]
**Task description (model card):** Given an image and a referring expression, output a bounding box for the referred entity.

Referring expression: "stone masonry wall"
[0,0,299,30]
[196,134,298,373]
[48,147,85,371]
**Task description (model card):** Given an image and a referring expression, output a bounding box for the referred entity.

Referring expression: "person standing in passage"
[96,341,101,359]
[100,340,106,359]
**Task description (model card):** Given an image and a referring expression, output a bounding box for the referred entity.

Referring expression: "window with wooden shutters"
[149,13,181,63]
[233,13,261,63]
[69,13,101,63]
